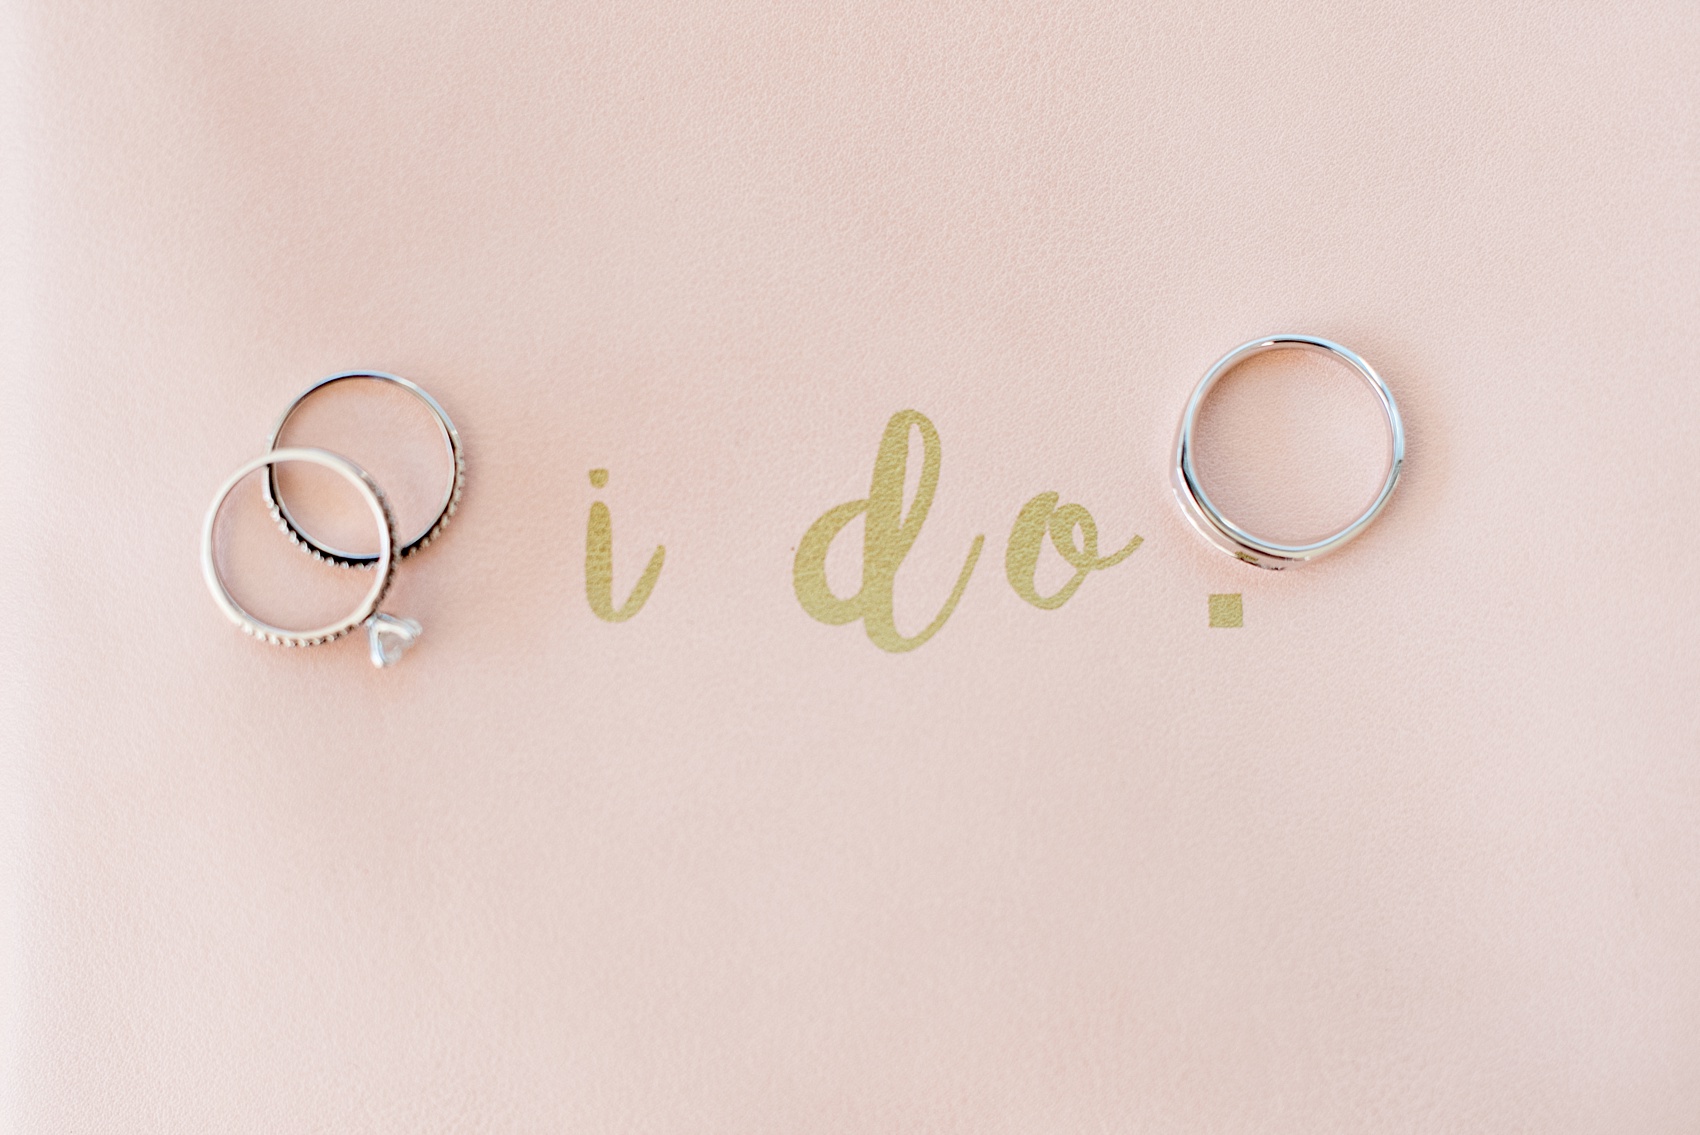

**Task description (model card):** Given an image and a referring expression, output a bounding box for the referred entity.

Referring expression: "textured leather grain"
[3,1,1698,1131]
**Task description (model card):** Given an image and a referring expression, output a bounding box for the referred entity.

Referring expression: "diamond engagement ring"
[201,447,423,667]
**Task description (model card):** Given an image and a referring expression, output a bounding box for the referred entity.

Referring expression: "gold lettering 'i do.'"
[585,468,665,622]
[794,410,1142,653]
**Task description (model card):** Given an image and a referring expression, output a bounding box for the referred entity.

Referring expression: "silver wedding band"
[262,370,464,568]
[1172,335,1405,569]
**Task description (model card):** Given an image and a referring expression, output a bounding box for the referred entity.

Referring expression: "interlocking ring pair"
[199,372,464,667]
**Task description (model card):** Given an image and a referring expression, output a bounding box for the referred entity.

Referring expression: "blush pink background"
[4,2,1699,1131]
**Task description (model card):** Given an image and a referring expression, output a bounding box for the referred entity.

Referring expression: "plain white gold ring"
[1171,334,1405,570]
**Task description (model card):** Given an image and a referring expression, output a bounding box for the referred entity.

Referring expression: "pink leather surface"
[4,2,1698,1131]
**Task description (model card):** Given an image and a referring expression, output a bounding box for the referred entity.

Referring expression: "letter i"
[585,468,665,622]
